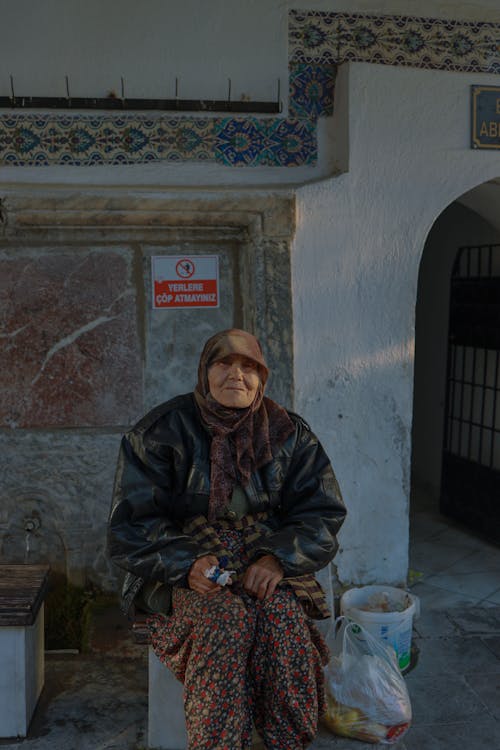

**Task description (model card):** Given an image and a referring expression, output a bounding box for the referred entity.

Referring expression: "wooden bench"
[0,564,49,738]
[132,615,263,750]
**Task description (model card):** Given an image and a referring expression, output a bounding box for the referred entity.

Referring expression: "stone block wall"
[0,191,295,589]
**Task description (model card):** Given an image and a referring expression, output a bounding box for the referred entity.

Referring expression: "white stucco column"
[293,62,500,586]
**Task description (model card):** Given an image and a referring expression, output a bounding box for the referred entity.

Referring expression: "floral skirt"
[148,528,330,750]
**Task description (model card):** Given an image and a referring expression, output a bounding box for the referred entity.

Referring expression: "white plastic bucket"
[340,585,419,672]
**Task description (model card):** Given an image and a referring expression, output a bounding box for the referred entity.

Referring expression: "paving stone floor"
[1,500,499,750]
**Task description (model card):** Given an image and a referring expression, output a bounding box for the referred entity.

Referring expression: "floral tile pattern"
[289,63,336,120]
[0,115,216,166]
[214,117,316,166]
[338,13,500,73]
[289,10,341,65]
[289,10,500,73]
[265,118,317,166]
[162,118,216,161]
[213,118,265,166]
[0,114,316,167]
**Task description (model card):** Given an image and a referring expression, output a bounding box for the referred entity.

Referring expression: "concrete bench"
[132,616,262,750]
[132,617,187,750]
[0,564,49,738]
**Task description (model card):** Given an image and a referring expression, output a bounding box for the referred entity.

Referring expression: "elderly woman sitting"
[108,329,346,750]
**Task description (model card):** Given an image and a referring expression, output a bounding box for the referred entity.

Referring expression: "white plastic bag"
[323,618,412,744]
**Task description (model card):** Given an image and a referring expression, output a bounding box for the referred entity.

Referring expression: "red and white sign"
[152,255,219,309]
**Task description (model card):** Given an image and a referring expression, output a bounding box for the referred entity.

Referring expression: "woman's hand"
[242,554,284,600]
[188,555,224,595]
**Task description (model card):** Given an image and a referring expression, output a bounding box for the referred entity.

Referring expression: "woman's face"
[207,354,261,408]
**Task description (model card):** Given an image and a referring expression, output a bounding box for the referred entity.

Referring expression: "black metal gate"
[441,243,500,544]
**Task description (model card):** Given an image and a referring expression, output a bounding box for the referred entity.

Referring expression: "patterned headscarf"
[194,329,295,520]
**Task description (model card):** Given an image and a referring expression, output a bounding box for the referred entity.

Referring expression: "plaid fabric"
[182,513,331,620]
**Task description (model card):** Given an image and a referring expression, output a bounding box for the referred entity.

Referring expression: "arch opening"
[411,179,500,545]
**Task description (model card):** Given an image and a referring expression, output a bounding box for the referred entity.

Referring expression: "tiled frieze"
[0,115,216,166]
[289,10,500,74]
[1,10,499,168]
[0,113,315,167]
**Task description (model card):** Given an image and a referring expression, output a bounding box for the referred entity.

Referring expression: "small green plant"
[44,575,95,651]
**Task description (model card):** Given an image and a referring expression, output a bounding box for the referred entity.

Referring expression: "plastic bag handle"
[324,614,347,653]
[334,616,402,670]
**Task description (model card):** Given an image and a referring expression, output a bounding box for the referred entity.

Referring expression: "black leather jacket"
[108,393,346,612]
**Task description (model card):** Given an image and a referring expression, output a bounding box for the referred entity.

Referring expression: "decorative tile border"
[215,117,316,166]
[0,115,216,166]
[290,10,500,74]
[290,10,341,66]
[0,114,316,167]
[1,10,499,168]
[289,63,336,120]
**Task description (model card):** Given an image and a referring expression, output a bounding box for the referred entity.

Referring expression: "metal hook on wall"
[0,73,281,114]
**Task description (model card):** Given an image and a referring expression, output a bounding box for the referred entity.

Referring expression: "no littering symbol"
[175,258,195,279]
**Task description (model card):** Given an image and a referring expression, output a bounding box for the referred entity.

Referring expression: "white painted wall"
[1,0,287,102]
[293,62,500,586]
[3,0,500,104]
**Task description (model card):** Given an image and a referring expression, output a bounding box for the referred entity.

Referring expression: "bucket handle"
[410,593,420,620]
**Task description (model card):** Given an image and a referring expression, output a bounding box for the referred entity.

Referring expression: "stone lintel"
[0,192,296,241]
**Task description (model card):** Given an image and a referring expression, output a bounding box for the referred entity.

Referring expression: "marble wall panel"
[0,247,142,428]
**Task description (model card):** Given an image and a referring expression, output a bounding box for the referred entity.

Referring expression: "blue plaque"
[471,86,500,149]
